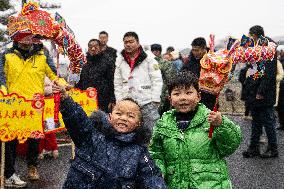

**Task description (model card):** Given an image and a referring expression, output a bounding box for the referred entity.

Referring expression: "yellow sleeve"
[0,85,7,95]
[45,63,68,86]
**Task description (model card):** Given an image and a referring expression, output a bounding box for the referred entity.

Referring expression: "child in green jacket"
[149,71,242,189]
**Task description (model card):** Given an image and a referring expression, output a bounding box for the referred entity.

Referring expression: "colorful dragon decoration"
[7,1,86,74]
[199,34,277,138]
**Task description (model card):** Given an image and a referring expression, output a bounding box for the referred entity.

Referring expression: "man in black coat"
[242,25,278,158]
[76,39,116,112]
[181,37,218,110]
[99,31,117,64]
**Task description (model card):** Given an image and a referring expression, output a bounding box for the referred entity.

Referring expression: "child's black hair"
[249,25,264,38]
[110,97,141,117]
[167,71,199,95]
[191,37,207,48]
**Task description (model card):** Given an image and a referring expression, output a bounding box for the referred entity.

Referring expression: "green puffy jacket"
[149,104,242,189]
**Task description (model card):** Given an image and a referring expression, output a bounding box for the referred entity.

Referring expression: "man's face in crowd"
[99,34,108,46]
[249,33,258,43]
[152,50,161,57]
[88,41,101,56]
[123,36,140,54]
[18,42,32,51]
[191,46,207,60]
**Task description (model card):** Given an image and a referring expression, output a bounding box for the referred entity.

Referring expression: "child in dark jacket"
[52,81,167,189]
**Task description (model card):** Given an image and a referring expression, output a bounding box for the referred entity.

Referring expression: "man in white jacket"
[114,32,163,142]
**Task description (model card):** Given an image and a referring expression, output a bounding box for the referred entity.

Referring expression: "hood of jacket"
[13,42,43,60]
[155,103,210,138]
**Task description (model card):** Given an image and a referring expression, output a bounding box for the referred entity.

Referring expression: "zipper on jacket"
[179,130,185,140]
[144,155,154,175]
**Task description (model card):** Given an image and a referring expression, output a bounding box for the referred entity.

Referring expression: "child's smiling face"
[108,100,141,133]
[169,85,201,113]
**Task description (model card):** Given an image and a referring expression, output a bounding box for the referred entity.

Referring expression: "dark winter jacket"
[181,52,201,78]
[238,65,250,101]
[242,38,277,107]
[76,52,115,112]
[60,97,167,189]
[104,46,117,64]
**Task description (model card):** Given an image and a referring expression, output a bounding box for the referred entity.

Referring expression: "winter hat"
[170,50,180,60]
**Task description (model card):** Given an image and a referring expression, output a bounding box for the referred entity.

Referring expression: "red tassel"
[54,92,60,124]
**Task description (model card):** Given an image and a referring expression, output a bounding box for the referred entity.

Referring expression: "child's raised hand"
[52,80,69,99]
[208,111,222,127]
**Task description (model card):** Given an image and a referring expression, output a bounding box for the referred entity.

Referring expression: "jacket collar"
[121,46,147,70]
[86,52,103,62]
[157,104,209,136]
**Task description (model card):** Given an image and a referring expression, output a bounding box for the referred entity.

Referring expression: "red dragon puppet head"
[7,1,86,74]
[199,34,277,95]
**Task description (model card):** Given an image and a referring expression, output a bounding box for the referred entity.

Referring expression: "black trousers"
[244,102,251,116]
[201,91,218,110]
[250,106,277,148]
[4,138,40,178]
[277,81,284,126]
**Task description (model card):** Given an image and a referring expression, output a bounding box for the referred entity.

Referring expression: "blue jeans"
[250,106,277,148]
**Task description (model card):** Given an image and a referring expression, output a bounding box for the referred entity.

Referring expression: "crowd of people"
[0,25,283,188]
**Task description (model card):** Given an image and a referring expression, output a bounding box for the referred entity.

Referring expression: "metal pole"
[0,142,5,189]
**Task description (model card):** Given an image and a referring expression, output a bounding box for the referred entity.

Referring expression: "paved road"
[12,115,284,189]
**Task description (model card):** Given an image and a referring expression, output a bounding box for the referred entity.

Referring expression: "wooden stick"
[0,142,5,189]
[71,142,75,160]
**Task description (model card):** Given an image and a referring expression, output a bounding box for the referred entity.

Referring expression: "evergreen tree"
[0,0,15,43]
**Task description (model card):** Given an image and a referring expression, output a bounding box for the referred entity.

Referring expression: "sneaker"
[259,135,267,143]
[38,152,44,160]
[38,150,52,159]
[242,146,260,158]
[5,173,27,188]
[243,115,252,121]
[52,150,59,159]
[28,166,40,180]
[276,125,284,130]
[260,147,279,158]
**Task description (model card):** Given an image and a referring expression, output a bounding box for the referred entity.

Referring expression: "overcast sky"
[59,0,284,52]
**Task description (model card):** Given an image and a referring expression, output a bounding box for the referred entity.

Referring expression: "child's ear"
[107,113,112,122]
[168,95,172,103]
[197,91,201,101]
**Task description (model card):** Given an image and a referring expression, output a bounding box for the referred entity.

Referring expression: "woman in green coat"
[149,72,242,189]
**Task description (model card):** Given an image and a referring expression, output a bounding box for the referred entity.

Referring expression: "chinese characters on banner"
[0,91,44,143]
[0,88,98,142]
[43,88,98,133]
